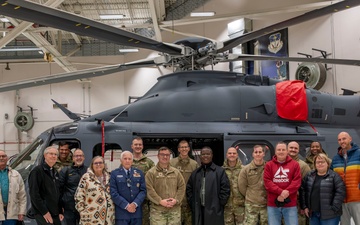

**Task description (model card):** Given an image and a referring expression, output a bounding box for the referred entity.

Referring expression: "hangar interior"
[0,0,360,155]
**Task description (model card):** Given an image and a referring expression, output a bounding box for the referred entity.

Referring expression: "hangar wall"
[0,1,360,155]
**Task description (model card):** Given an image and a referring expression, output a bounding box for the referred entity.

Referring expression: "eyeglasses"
[0,155,7,158]
[159,153,171,157]
[93,162,104,165]
[316,161,326,164]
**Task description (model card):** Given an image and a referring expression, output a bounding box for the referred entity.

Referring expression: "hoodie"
[263,155,301,207]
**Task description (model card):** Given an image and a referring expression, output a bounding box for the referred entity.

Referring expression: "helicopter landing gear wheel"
[295,62,327,90]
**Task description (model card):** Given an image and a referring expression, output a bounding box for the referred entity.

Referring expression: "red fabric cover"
[276,80,308,121]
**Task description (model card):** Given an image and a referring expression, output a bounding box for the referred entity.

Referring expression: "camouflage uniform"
[238,160,267,225]
[53,153,72,172]
[133,155,155,225]
[305,149,330,170]
[170,157,199,225]
[292,156,311,225]
[223,159,245,225]
[145,164,185,225]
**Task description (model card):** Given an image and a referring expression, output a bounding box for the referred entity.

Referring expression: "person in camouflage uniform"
[305,141,329,170]
[223,147,245,225]
[288,141,311,225]
[145,147,185,225]
[131,137,155,225]
[54,141,73,172]
[170,140,199,225]
[238,145,267,225]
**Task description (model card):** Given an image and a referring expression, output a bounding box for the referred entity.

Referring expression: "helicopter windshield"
[10,137,45,180]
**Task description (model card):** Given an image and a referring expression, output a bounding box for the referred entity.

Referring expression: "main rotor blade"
[225,54,360,66]
[219,0,360,52]
[0,0,182,55]
[0,59,157,93]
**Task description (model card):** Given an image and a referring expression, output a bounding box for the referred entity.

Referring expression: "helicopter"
[0,0,359,162]
[1,0,360,167]
[1,0,360,223]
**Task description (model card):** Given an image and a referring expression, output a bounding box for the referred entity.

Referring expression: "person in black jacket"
[186,146,230,225]
[300,153,346,225]
[59,149,88,225]
[28,146,64,225]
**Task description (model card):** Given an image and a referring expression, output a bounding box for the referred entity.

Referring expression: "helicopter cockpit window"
[10,138,45,180]
[232,143,272,165]
[49,140,81,153]
[104,149,123,172]
[92,143,122,157]
[192,149,201,165]
[144,149,174,165]
[92,143,122,171]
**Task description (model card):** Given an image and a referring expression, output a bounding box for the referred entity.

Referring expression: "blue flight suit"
[110,166,146,225]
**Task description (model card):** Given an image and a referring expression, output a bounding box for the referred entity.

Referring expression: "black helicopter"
[2,0,360,187]
[2,1,360,223]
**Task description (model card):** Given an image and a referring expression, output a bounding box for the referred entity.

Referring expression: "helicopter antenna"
[109,103,133,124]
[51,99,81,121]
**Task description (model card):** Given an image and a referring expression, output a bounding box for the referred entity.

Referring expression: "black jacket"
[300,169,346,220]
[58,164,88,211]
[186,162,230,225]
[28,162,62,216]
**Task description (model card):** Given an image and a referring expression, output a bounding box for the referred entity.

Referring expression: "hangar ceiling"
[0,0,342,73]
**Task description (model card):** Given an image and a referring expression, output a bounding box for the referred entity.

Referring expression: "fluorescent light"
[99,14,125,19]
[119,49,139,53]
[0,18,9,22]
[0,47,42,52]
[190,12,215,17]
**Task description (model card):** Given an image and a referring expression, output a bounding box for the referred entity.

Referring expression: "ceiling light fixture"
[0,47,42,52]
[190,12,216,17]
[119,49,139,53]
[0,18,9,22]
[99,14,125,20]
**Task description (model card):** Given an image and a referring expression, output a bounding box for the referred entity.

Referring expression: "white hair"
[120,151,133,160]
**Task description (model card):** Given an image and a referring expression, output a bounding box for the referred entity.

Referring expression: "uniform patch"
[133,172,141,177]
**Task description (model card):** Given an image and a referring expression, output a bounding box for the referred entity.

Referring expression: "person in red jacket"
[264,141,301,225]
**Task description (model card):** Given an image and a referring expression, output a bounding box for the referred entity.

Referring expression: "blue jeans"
[310,211,340,225]
[267,206,299,225]
[1,220,17,225]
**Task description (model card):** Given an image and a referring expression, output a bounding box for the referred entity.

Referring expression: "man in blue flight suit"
[110,151,146,225]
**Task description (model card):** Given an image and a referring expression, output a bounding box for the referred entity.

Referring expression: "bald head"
[288,141,300,158]
[338,132,352,151]
[226,147,238,164]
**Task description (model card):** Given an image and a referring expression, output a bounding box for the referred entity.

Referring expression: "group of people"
[0,131,359,225]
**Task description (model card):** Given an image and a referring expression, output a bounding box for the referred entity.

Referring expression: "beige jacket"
[292,156,311,178]
[145,164,185,210]
[238,160,267,206]
[0,167,26,221]
[75,169,115,225]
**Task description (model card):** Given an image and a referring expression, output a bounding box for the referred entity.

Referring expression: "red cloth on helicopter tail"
[276,80,308,121]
